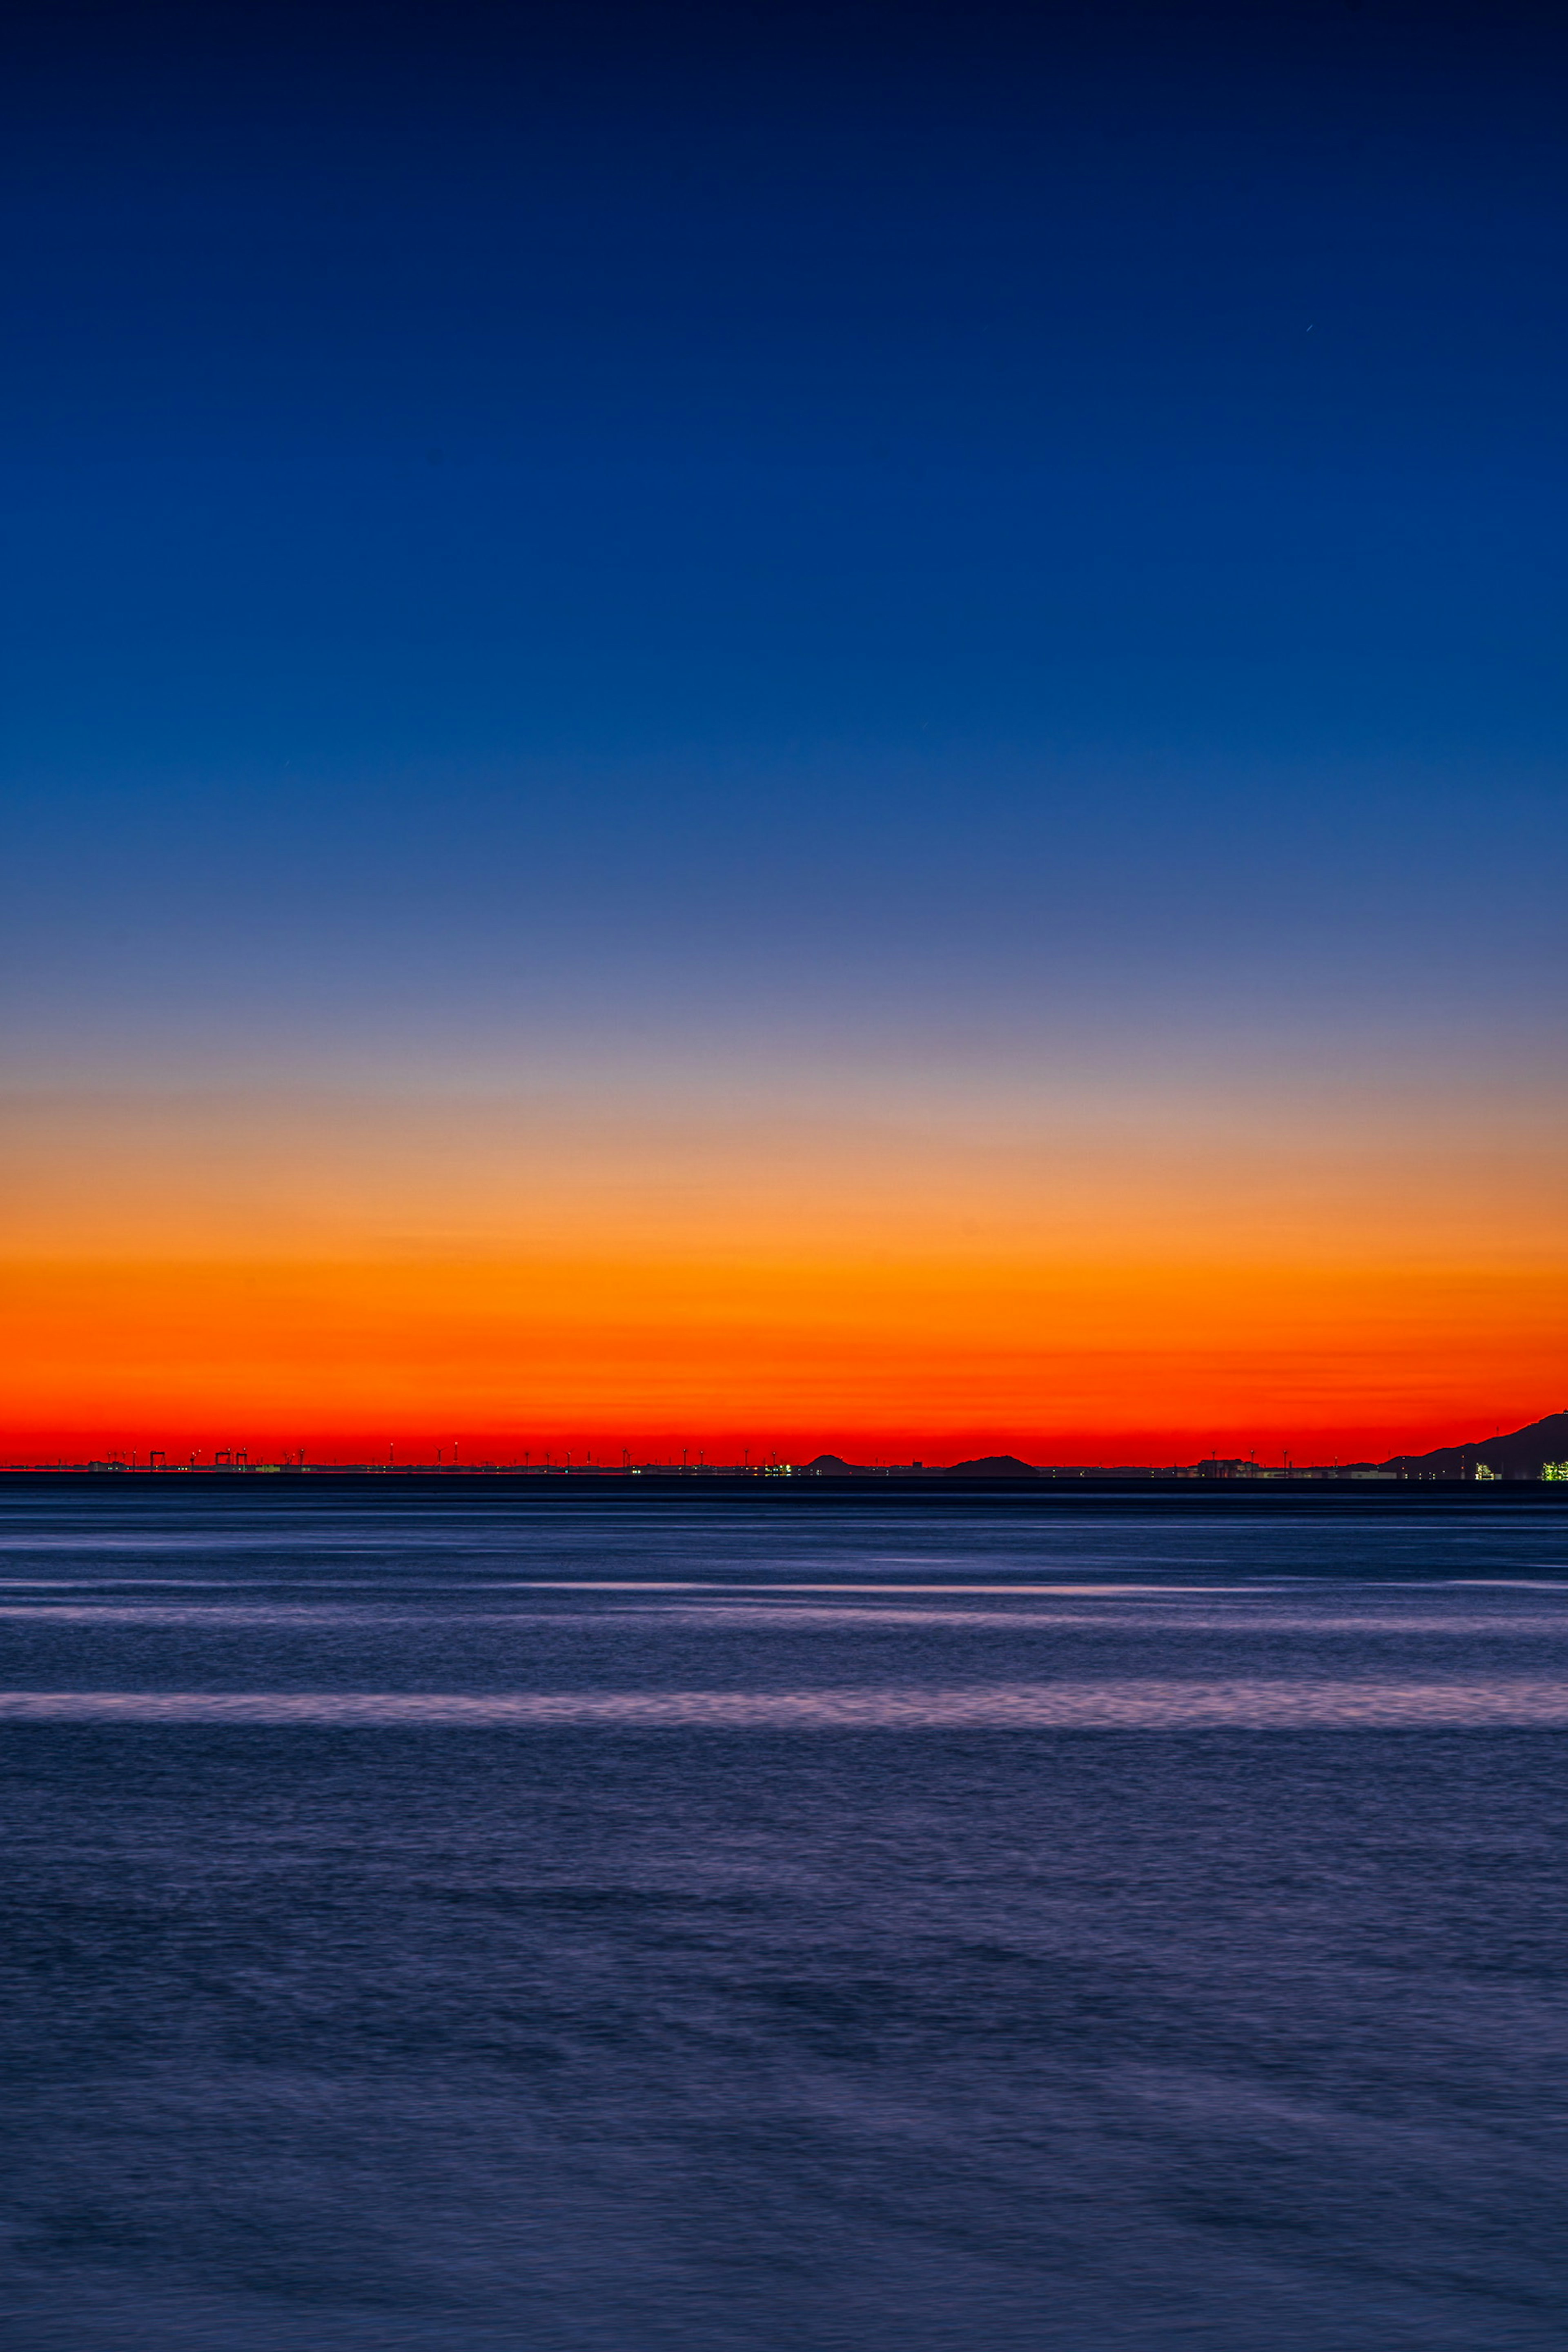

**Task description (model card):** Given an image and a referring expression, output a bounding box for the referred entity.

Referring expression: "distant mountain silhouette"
[801,1454,860,1476]
[944,1454,1038,1477]
[1382,1411,1568,1478]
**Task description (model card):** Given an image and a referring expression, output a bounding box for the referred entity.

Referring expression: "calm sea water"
[3,1486,1566,2350]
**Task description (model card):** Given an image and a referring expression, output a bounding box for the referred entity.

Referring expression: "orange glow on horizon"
[4,1247,1561,1468]
[4,1082,1563,1466]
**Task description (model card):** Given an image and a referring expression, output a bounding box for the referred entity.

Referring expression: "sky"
[2,0,1564,1465]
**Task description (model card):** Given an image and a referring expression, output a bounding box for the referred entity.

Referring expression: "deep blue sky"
[3,0,1564,1078]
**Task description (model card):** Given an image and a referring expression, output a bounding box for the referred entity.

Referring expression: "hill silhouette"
[1382,1411,1568,1478]
[944,1455,1038,1478]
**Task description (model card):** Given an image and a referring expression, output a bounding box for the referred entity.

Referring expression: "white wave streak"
[3,1681,1568,1727]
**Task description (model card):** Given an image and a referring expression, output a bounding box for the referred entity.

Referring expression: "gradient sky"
[3,0,1564,1463]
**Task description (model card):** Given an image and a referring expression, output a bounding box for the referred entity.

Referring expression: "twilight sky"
[3,0,1564,1462]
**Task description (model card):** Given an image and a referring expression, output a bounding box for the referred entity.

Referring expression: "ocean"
[2,1484,1565,2349]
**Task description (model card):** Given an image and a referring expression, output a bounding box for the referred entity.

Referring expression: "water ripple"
[4,1679,1568,1726]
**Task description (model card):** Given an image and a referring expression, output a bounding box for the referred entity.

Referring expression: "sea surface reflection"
[2,1485,1566,2350]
